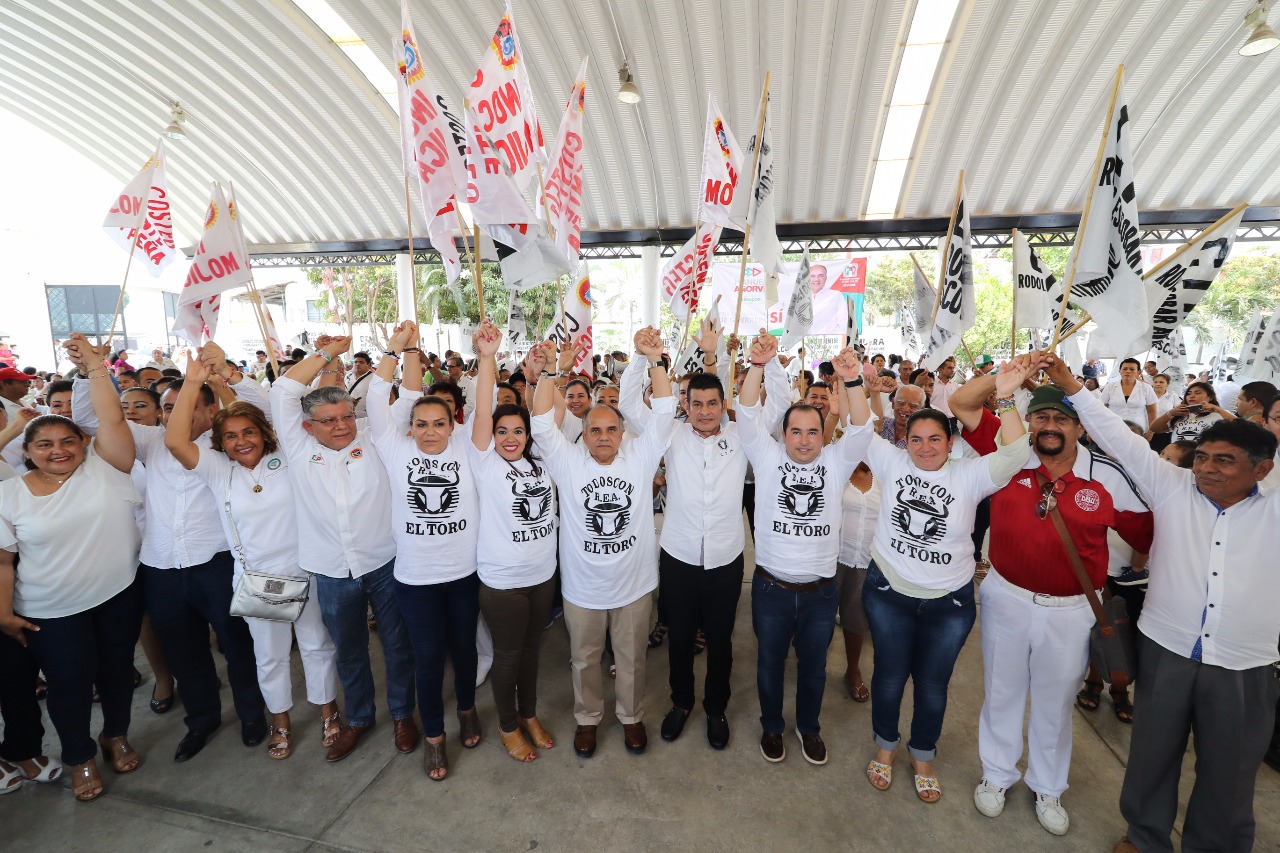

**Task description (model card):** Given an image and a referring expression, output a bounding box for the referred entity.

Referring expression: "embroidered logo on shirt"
[349,448,363,460]
[779,463,825,520]
[1016,476,1032,488]
[267,457,281,470]
[1074,488,1101,512]
[310,453,324,465]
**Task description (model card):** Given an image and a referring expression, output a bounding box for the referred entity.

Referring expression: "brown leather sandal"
[500,729,537,762]
[457,707,482,749]
[424,736,448,781]
[97,735,140,774]
[321,710,343,748]
[68,759,104,802]
[267,727,292,760]
[519,716,555,749]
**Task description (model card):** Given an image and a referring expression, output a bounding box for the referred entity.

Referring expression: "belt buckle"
[1031,592,1053,607]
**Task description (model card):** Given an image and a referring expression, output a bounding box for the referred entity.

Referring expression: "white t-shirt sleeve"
[618,354,653,436]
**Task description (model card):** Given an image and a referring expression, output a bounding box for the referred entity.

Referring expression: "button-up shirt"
[619,355,789,568]
[269,377,396,579]
[1070,387,1280,670]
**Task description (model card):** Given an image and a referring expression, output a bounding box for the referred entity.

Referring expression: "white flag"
[544,264,593,373]
[698,93,744,229]
[921,181,974,371]
[1012,231,1056,329]
[729,91,781,277]
[1141,207,1245,354]
[1152,333,1189,386]
[428,199,463,285]
[900,303,918,356]
[780,247,814,351]
[1236,308,1267,379]
[1048,246,1084,342]
[912,260,936,339]
[672,296,728,376]
[543,57,589,271]
[504,295,528,351]
[498,229,572,292]
[660,223,721,322]
[173,295,221,345]
[179,182,253,306]
[464,102,539,251]
[1245,310,1280,383]
[102,138,177,276]
[845,295,859,348]
[469,1,544,189]
[1072,81,1147,358]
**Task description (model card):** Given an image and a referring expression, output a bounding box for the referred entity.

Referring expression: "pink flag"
[469,0,544,190]
[102,138,177,276]
[543,57,589,271]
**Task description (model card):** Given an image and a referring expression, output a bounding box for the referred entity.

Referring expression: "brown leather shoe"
[573,725,597,758]
[1112,839,1139,853]
[393,718,419,754]
[325,724,371,763]
[623,722,647,755]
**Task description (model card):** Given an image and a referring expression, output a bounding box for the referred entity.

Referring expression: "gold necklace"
[35,469,69,486]
[244,462,265,493]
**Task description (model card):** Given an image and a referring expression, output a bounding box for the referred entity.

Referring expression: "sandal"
[97,735,141,774]
[321,709,344,748]
[150,686,175,715]
[519,716,555,749]
[647,623,667,648]
[457,707,482,749]
[19,756,62,783]
[1111,691,1134,724]
[500,729,537,762]
[0,760,24,795]
[34,675,47,701]
[692,629,706,656]
[424,736,448,781]
[844,670,870,703]
[1076,679,1103,712]
[267,727,292,760]
[867,758,893,791]
[913,771,942,804]
[67,759,104,802]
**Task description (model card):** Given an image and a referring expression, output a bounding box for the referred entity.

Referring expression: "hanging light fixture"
[617,62,641,104]
[162,102,187,140]
[1240,0,1279,56]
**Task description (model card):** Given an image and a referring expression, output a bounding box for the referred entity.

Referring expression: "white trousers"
[977,572,1095,798]
[244,577,339,715]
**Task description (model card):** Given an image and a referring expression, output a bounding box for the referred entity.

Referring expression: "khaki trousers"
[563,595,652,725]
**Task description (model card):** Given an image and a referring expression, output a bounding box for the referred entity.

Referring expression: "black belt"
[754,567,834,594]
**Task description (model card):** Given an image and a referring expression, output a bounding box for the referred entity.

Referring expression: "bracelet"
[995,396,1015,408]
[384,351,400,360]
[314,350,333,363]
[540,370,555,378]
[844,378,863,388]
[85,370,108,379]
[401,347,420,355]
[750,361,767,368]
[320,368,342,375]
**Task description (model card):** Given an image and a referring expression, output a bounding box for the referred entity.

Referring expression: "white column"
[395,254,417,323]
[641,245,660,328]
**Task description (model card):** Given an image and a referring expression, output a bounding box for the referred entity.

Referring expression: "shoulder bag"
[225,471,310,622]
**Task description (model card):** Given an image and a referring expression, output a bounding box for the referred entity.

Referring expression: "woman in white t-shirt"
[1149,380,1234,444]
[469,322,558,763]
[368,321,481,781]
[842,351,1032,805]
[0,334,141,802]
[835,463,880,703]
[164,359,340,761]
[1150,374,1177,420]
[1099,359,1158,434]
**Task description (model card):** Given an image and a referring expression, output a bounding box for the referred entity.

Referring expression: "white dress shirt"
[1070,387,1280,670]
[191,447,300,581]
[269,377,397,579]
[619,354,788,568]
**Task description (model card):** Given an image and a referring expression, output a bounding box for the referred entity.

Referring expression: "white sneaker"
[1035,793,1070,836]
[973,779,1006,817]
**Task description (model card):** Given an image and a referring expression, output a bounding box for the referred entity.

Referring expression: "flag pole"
[245,281,281,379]
[960,338,977,370]
[1142,202,1250,283]
[729,70,772,406]
[404,176,419,326]
[471,224,486,324]
[928,170,964,331]
[104,197,151,351]
[1010,228,1020,355]
[909,252,929,356]
[1052,65,1124,349]
[535,162,556,243]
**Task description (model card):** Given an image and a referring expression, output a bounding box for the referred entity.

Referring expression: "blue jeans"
[314,560,415,728]
[751,571,838,735]
[393,573,480,738]
[862,561,976,761]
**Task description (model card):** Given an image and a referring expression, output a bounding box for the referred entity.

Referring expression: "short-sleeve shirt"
[469,445,558,590]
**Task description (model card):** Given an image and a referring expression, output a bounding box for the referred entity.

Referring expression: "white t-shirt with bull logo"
[469,444,558,590]
[737,401,865,583]
[531,397,676,610]
[368,377,479,586]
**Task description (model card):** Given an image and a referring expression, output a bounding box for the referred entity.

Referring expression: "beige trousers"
[563,595,652,725]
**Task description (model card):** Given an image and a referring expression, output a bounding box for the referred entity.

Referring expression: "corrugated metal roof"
[2,0,1275,250]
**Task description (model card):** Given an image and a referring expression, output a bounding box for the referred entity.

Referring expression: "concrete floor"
[4,566,1278,853]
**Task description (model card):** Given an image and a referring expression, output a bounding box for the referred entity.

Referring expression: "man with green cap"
[950,363,1153,837]
[975,354,996,375]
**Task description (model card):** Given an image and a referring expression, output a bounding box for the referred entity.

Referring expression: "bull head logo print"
[408,466,460,518]
[512,478,553,524]
[584,489,632,539]
[779,464,824,519]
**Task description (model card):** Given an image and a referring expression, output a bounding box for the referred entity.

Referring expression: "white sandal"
[0,760,24,794]
[20,755,63,783]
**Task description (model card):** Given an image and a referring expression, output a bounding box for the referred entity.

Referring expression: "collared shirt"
[346,370,373,419]
[879,415,906,449]
[191,447,300,580]
[1,397,26,468]
[269,377,397,579]
[964,408,1153,596]
[1099,380,1157,432]
[618,355,788,568]
[838,478,881,568]
[930,379,962,417]
[1070,387,1280,670]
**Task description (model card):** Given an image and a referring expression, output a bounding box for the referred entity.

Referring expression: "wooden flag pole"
[104,198,151,351]
[960,338,977,370]
[535,162,557,243]
[728,71,772,406]
[1053,65,1124,349]
[1142,202,1250,284]
[928,171,964,331]
[471,224,486,324]
[1010,228,1020,355]
[245,281,281,379]
[404,176,419,326]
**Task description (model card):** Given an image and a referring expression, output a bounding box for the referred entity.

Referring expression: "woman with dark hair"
[164,360,340,760]
[842,352,1032,804]
[108,349,135,376]
[469,322,558,762]
[369,320,481,781]
[1149,380,1234,443]
[1099,358,1157,435]
[0,334,141,802]
[427,381,466,425]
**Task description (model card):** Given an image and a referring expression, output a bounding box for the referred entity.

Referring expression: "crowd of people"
[0,323,1278,853]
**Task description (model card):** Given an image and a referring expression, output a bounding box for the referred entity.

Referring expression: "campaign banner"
[708,256,866,336]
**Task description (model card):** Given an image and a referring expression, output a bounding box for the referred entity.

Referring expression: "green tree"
[864,255,934,323]
[1181,248,1280,359]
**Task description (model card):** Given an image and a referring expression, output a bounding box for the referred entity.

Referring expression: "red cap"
[0,368,30,382]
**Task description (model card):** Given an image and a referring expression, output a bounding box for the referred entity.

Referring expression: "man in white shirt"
[346,351,375,419]
[1043,356,1280,853]
[531,331,675,759]
[930,356,962,419]
[144,348,178,372]
[269,336,420,763]
[619,320,787,751]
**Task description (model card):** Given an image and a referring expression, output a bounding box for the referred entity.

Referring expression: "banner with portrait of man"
[709,256,866,337]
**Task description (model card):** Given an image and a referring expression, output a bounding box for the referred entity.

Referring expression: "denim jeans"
[751,571,838,735]
[143,554,263,734]
[393,573,480,738]
[24,577,144,765]
[314,560,415,729]
[862,561,976,761]
[0,631,45,762]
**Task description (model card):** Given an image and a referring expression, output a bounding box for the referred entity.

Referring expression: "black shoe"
[760,731,785,763]
[241,718,269,747]
[795,729,828,765]
[174,729,211,763]
[660,705,691,742]
[707,714,730,750]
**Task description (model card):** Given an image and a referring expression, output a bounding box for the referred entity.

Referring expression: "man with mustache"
[950,357,1152,837]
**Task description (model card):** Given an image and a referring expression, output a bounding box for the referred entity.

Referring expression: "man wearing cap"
[0,367,34,467]
[950,365,1153,837]
[975,355,995,375]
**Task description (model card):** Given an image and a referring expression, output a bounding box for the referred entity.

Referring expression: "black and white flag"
[780,246,814,351]
[921,179,973,371]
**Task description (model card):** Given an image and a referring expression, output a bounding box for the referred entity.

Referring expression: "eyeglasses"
[1036,478,1066,520]
[310,414,357,427]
